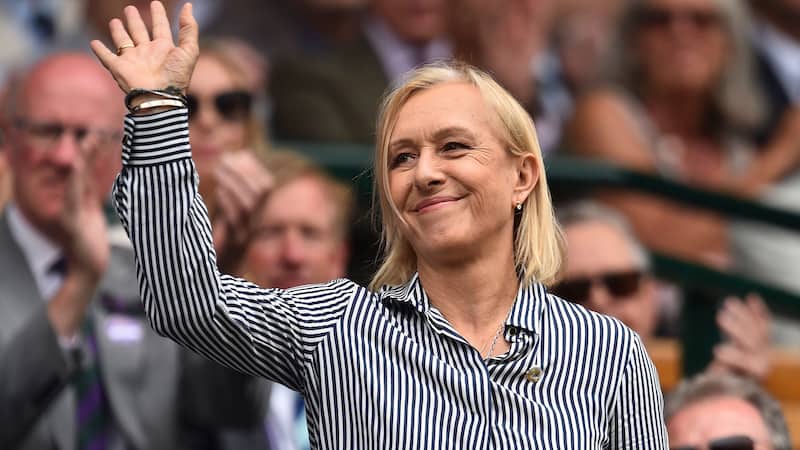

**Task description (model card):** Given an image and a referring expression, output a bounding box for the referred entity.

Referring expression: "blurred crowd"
[1,0,800,449]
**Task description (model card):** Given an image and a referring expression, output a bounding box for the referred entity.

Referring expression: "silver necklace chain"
[483,321,505,359]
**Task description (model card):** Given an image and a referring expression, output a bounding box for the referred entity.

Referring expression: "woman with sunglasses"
[91,2,667,448]
[566,0,800,268]
[188,38,274,274]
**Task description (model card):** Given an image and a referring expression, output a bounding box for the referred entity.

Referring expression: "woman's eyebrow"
[432,126,475,141]
[389,126,476,151]
[388,137,415,153]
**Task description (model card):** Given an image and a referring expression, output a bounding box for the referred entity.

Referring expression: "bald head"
[4,52,124,238]
[15,53,123,119]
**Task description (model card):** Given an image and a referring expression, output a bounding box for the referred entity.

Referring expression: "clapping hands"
[708,294,773,381]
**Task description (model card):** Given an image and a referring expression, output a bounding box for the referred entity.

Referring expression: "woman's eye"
[442,141,470,151]
[390,152,415,168]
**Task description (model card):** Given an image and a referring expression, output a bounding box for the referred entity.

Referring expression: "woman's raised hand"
[89,1,199,94]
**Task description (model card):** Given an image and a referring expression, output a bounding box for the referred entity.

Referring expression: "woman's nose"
[192,97,219,129]
[413,150,445,190]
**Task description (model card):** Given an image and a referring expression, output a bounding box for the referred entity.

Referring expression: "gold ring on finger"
[116,43,135,55]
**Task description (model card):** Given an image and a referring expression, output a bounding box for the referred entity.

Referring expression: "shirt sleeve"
[112,108,354,391]
[608,333,669,449]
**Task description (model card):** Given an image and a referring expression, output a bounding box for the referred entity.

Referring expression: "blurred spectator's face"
[373,0,447,44]
[246,176,348,289]
[557,221,658,339]
[668,396,772,450]
[306,0,368,9]
[188,55,250,183]
[4,55,123,235]
[634,0,729,95]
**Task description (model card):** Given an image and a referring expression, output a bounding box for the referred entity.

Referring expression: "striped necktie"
[49,258,112,449]
[74,316,111,450]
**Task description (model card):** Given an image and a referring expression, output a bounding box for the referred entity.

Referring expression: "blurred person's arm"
[567,91,729,267]
[0,306,76,447]
[733,108,800,197]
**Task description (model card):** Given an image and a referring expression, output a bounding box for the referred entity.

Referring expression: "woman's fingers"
[89,40,116,69]
[177,3,199,57]
[216,163,258,213]
[215,181,242,225]
[712,343,770,380]
[109,18,135,50]
[91,1,198,95]
[124,5,151,45]
[218,153,273,204]
[150,1,173,41]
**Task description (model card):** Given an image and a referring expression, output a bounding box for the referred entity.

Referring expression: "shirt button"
[526,367,543,383]
[508,327,517,336]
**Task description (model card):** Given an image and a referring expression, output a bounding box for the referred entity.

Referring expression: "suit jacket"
[270,32,389,145]
[0,212,266,450]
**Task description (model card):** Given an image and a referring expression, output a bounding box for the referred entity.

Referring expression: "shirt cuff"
[121,107,191,166]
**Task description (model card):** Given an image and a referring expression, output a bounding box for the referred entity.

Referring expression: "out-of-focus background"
[2,0,800,448]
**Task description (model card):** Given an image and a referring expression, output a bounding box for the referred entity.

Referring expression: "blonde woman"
[188,38,273,274]
[91,3,667,448]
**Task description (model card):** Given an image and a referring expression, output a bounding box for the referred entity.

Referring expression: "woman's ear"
[514,153,539,202]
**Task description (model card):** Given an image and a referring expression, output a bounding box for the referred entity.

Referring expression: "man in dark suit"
[0,52,264,450]
[270,0,451,144]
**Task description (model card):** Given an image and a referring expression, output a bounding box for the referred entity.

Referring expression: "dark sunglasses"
[637,6,721,30]
[551,270,644,304]
[672,435,755,450]
[186,90,253,121]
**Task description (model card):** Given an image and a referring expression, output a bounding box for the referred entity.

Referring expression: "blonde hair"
[196,39,270,158]
[369,61,564,291]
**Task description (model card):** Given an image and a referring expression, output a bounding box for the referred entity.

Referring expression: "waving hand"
[89,1,199,94]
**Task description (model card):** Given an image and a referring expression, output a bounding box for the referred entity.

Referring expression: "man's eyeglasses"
[12,118,122,152]
[551,270,644,304]
[672,435,755,450]
[636,6,721,30]
[186,90,253,122]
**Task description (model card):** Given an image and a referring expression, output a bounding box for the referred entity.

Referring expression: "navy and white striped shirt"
[114,108,668,449]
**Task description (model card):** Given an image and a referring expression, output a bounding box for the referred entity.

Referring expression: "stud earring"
[515,202,522,211]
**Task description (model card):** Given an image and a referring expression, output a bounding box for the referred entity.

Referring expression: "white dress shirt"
[6,203,63,300]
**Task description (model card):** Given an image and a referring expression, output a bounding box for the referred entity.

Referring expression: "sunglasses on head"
[672,435,755,450]
[637,6,721,30]
[551,270,644,305]
[186,90,253,122]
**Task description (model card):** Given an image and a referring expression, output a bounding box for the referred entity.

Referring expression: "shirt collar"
[378,272,430,313]
[6,203,62,283]
[505,281,547,336]
[378,272,547,335]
